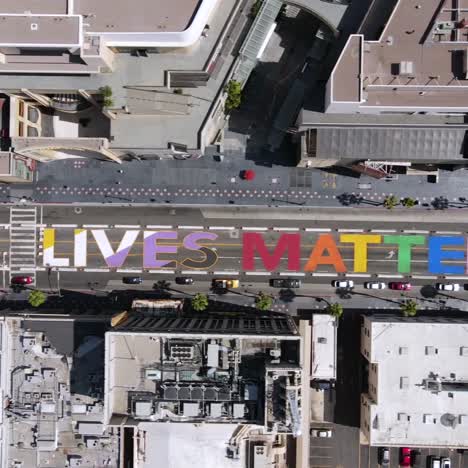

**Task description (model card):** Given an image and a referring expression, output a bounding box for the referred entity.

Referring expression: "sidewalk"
[2,156,468,209]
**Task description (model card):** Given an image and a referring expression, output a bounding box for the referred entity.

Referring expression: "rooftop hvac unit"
[170,345,194,360]
[398,61,414,76]
[270,349,281,358]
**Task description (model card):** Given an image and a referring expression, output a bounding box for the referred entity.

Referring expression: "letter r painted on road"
[43,228,70,267]
[242,233,300,271]
[339,234,381,273]
[428,236,465,275]
[383,235,425,273]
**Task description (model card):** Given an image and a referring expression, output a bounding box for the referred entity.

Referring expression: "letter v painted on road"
[91,230,139,268]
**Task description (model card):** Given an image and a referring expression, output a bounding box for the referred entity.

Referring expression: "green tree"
[250,0,263,16]
[191,293,209,312]
[400,299,418,317]
[326,303,343,319]
[224,80,242,112]
[401,197,416,208]
[99,86,114,107]
[255,292,273,311]
[28,290,46,308]
[383,195,399,210]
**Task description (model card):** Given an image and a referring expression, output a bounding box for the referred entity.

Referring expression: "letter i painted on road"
[43,228,70,267]
[74,229,87,267]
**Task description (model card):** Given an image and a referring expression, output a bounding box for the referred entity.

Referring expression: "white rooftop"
[363,316,468,447]
[311,314,336,380]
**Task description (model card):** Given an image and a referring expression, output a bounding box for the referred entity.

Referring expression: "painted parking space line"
[146,225,173,229]
[181,270,208,275]
[213,271,239,275]
[178,225,204,230]
[304,228,332,232]
[245,271,271,276]
[51,224,78,228]
[114,225,141,229]
[83,224,109,228]
[279,272,305,277]
[242,227,268,231]
[209,226,236,231]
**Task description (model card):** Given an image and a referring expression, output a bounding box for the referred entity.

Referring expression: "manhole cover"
[74,207,83,214]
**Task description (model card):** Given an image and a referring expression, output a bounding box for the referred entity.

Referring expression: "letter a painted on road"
[242,233,300,271]
[304,234,346,273]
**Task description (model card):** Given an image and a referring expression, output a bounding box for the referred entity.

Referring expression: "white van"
[429,456,441,468]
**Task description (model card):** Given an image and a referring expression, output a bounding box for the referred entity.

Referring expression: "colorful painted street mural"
[42,229,468,275]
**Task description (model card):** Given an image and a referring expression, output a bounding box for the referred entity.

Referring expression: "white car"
[310,429,332,438]
[436,283,460,292]
[364,282,386,290]
[332,279,354,288]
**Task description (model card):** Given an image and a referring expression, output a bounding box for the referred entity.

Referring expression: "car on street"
[11,275,33,285]
[364,281,386,290]
[378,447,390,466]
[436,283,460,292]
[212,279,239,289]
[270,278,301,288]
[400,447,411,467]
[332,279,354,288]
[428,456,441,468]
[441,457,451,468]
[310,428,332,438]
[175,277,194,285]
[311,380,334,391]
[412,450,421,467]
[122,276,143,285]
[389,281,411,291]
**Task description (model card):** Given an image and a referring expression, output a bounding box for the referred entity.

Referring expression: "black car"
[175,277,194,285]
[378,447,390,466]
[122,276,143,284]
[411,450,421,467]
[270,278,301,288]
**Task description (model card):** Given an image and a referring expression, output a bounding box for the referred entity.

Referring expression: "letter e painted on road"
[428,236,465,275]
[143,231,178,269]
[304,234,347,273]
[242,233,300,271]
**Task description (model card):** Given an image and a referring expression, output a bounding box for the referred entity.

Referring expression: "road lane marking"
[245,272,271,276]
[346,273,371,278]
[51,224,78,228]
[117,268,143,273]
[378,274,404,278]
[440,275,468,280]
[337,229,364,233]
[412,275,437,279]
[209,226,235,231]
[148,270,175,274]
[114,225,141,229]
[178,225,204,229]
[370,229,397,233]
[403,230,429,234]
[83,224,109,228]
[146,225,173,229]
[435,231,462,235]
[304,228,331,232]
[279,272,305,276]
[273,227,300,231]
[181,270,207,275]
[213,271,239,275]
[84,268,110,272]
[57,267,77,272]
[312,273,336,277]
[242,227,268,231]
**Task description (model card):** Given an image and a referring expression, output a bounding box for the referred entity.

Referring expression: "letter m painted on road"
[242,233,300,271]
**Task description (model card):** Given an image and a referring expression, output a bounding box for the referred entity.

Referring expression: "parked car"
[175,276,194,285]
[11,275,33,285]
[436,283,460,292]
[389,282,411,291]
[310,428,332,438]
[122,276,142,285]
[428,456,441,468]
[399,447,411,467]
[378,447,390,466]
[270,278,301,289]
[441,457,451,468]
[311,380,333,391]
[364,282,386,290]
[412,450,421,467]
[332,279,354,288]
[212,279,239,289]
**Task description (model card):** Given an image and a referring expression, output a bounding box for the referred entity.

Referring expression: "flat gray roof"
[316,127,467,161]
[75,0,201,33]
[2,0,68,14]
[0,15,80,46]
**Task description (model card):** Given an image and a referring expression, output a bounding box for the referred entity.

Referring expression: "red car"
[389,282,412,291]
[400,447,411,467]
[11,275,33,285]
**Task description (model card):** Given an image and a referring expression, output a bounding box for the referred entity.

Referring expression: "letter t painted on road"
[383,235,425,273]
[339,234,381,273]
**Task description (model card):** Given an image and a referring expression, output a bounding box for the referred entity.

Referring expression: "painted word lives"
[42,229,468,275]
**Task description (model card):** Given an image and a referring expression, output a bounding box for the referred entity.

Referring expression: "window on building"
[399,346,408,355]
[460,347,468,356]
[425,346,436,355]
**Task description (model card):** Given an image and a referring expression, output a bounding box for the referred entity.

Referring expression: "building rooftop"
[310,315,336,381]
[327,0,468,112]
[361,315,468,447]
